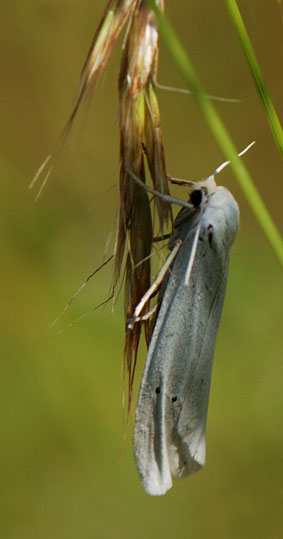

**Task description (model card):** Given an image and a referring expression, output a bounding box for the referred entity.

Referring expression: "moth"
[129,145,253,495]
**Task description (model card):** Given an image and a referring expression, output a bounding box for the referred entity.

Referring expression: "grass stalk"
[146,0,283,268]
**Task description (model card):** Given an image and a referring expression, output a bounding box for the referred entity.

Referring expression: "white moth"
[130,145,253,496]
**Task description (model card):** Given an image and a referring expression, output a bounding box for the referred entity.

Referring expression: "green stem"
[146,0,283,268]
[225,0,283,159]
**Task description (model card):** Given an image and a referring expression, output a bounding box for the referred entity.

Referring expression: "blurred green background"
[1,1,282,538]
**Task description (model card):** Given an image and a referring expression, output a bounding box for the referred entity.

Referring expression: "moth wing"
[133,187,239,495]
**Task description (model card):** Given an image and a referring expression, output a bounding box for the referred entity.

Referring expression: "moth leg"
[153,233,171,242]
[127,239,182,329]
[167,175,195,188]
[129,303,159,324]
[126,169,192,209]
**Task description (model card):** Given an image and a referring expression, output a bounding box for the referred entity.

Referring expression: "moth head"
[190,176,217,208]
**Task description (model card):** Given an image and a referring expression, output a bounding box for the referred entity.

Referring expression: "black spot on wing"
[208,224,214,247]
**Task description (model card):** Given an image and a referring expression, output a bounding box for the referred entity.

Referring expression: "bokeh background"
[1,1,282,538]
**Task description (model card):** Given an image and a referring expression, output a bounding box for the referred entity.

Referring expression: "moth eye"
[171,396,177,403]
[190,189,203,208]
[155,387,160,394]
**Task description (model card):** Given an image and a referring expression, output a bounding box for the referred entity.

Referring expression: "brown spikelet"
[33,0,172,409]
[114,1,172,408]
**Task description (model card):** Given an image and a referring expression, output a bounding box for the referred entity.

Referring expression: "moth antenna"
[211,141,256,178]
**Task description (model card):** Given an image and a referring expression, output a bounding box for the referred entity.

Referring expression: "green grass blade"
[146,0,283,268]
[225,0,283,160]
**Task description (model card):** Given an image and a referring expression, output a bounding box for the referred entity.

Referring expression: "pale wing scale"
[133,186,239,496]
